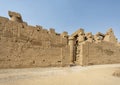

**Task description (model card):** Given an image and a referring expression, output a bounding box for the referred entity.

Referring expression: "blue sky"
[0,0,120,41]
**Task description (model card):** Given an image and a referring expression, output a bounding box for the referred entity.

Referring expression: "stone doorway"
[69,29,85,65]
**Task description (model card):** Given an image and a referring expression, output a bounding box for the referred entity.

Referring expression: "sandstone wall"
[0,11,120,68]
[81,42,120,66]
[0,16,70,68]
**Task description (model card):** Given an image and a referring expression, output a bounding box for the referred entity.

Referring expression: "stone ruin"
[8,11,23,23]
[0,11,120,68]
[69,28,119,65]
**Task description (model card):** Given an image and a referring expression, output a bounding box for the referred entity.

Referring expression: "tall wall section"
[0,11,120,68]
[0,16,70,68]
[81,41,120,66]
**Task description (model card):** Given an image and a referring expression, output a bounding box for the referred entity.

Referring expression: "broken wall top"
[70,28,118,45]
[0,11,119,45]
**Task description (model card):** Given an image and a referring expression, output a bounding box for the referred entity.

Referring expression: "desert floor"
[0,64,120,85]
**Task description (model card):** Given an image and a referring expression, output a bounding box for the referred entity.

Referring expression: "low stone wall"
[0,43,70,68]
[81,42,120,66]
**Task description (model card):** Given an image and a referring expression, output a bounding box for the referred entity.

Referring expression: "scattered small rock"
[113,70,120,77]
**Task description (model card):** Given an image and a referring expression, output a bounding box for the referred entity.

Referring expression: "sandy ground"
[0,64,120,85]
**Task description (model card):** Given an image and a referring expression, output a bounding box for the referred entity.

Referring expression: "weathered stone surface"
[104,28,117,43]
[77,29,85,43]
[69,28,120,66]
[8,11,23,23]
[0,11,70,68]
[94,32,104,43]
[0,11,120,68]
[85,32,93,42]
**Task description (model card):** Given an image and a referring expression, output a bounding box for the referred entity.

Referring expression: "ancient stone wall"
[0,11,120,68]
[69,28,120,66]
[81,41,120,66]
[0,12,70,68]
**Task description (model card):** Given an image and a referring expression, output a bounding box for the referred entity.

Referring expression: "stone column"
[69,36,74,64]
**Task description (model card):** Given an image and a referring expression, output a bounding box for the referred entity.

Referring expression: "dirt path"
[0,64,120,85]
